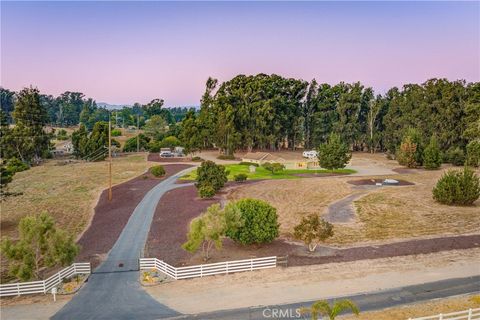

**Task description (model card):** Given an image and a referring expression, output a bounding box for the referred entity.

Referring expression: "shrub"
[239,161,259,167]
[466,140,480,167]
[317,133,351,170]
[198,184,216,198]
[446,147,465,166]
[234,173,248,182]
[226,199,279,245]
[433,167,480,205]
[191,156,204,162]
[150,165,166,177]
[423,136,442,170]
[147,140,161,153]
[6,157,29,173]
[397,136,417,168]
[262,162,285,174]
[293,214,333,252]
[123,134,150,152]
[56,129,69,140]
[196,161,228,194]
[111,129,122,137]
[217,154,235,160]
[160,136,181,149]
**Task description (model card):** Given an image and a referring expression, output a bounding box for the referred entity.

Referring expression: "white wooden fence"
[0,263,91,297]
[140,256,277,280]
[408,308,480,320]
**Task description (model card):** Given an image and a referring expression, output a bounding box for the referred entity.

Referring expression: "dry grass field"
[227,153,480,245]
[0,154,152,239]
[341,295,480,320]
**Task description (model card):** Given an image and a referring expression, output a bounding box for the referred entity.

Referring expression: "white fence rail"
[408,308,480,320]
[0,263,91,297]
[140,256,277,280]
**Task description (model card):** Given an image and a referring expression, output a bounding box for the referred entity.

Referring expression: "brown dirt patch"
[347,178,414,186]
[76,164,192,267]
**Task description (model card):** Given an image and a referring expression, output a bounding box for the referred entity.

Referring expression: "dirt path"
[76,164,192,267]
[145,248,480,314]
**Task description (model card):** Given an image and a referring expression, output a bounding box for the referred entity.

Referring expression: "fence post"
[17,283,20,296]
[226,261,229,274]
[468,309,472,320]
[250,259,253,271]
[43,280,46,294]
[57,271,62,285]
[200,265,203,277]
[439,314,443,320]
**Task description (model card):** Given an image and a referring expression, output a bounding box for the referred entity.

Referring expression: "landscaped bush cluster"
[238,161,259,167]
[234,173,248,182]
[191,156,204,162]
[432,167,480,205]
[150,165,166,177]
[183,199,280,260]
[195,161,228,198]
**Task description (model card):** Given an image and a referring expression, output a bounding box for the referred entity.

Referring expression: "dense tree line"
[181,75,479,157]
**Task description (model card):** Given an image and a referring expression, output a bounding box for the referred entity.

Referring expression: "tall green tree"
[2,87,51,163]
[317,133,352,170]
[423,136,442,169]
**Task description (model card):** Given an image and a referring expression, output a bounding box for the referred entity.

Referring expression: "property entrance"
[92,259,139,274]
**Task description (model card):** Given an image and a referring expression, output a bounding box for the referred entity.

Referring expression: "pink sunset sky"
[1,1,479,106]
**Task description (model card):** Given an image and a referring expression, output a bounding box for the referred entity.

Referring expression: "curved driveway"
[52,167,195,320]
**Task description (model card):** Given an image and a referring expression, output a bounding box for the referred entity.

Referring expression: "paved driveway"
[51,167,194,320]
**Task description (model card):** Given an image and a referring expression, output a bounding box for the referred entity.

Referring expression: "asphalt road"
[51,167,195,320]
[181,275,480,320]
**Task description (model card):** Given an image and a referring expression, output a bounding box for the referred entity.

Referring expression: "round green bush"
[226,198,279,245]
[150,165,166,177]
[191,156,204,162]
[234,173,248,182]
[198,184,216,198]
[111,129,122,137]
[446,147,465,166]
[196,160,227,192]
[433,167,480,205]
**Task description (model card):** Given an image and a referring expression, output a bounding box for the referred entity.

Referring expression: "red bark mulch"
[76,164,192,267]
[145,183,480,267]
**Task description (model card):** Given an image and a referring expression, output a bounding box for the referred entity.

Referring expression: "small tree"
[196,161,228,195]
[0,164,13,192]
[226,199,279,245]
[423,136,442,170]
[293,214,334,252]
[433,167,480,205]
[262,162,285,174]
[182,204,226,261]
[150,165,166,177]
[317,133,351,170]
[446,147,465,166]
[300,299,360,320]
[466,140,480,167]
[0,212,79,281]
[397,136,417,168]
[6,157,29,174]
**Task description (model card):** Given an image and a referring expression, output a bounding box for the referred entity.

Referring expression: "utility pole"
[136,114,140,153]
[108,115,112,201]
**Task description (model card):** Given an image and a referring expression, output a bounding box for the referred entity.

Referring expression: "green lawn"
[180,164,356,181]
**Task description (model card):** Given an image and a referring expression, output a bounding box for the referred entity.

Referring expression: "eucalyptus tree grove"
[181,75,479,157]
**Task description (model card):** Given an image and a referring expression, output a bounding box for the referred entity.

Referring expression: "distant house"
[52,141,73,156]
[241,152,286,165]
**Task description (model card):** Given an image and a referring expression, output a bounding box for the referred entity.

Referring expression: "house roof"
[242,152,285,162]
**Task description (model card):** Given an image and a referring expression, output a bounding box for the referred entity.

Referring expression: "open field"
[0,154,153,239]
[341,295,480,320]
[227,153,480,245]
[181,163,355,181]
